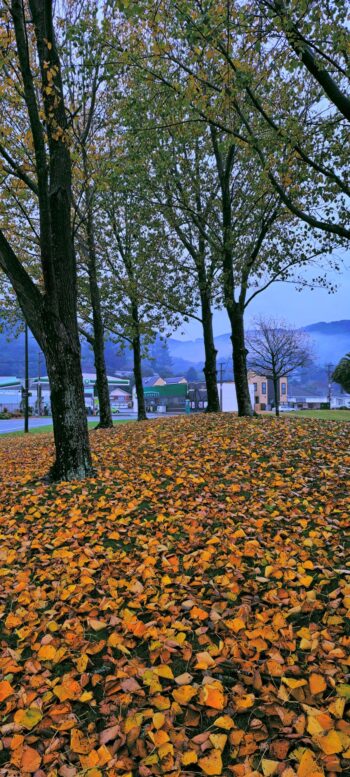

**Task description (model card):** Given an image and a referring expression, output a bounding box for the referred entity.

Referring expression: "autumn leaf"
[172,685,197,704]
[20,746,41,773]
[0,679,15,702]
[198,748,223,775]
[13,707,43,730]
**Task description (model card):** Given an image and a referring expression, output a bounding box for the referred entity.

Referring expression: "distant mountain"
[0,319,349,387]
[168,320,350,372]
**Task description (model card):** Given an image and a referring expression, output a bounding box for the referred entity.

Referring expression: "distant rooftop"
[165,376,187,384]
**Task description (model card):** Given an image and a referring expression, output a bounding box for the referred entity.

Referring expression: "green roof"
[143,384,188,398]
[0,377,22,388]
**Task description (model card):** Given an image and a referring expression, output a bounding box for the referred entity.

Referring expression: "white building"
[218,381,255,412]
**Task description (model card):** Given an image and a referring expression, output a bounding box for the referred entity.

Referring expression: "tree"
[186,366,199,382]
[62,1,114,428]
[259,0,350,121]
[127,0,350,244]
[94,146,183,421]
[0,0,92,480]
[145,125,221,412]
[333,354,350,395]
[111,3,340,416]
[247,317,312,416]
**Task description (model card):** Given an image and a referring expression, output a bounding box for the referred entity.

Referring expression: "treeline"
[0,1,348,479]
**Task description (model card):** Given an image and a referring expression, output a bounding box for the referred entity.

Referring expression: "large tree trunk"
[228,304,254,417]
[131,302,147,421]
[200,288,220,412]
[44,315,93,481]
[0,1,93,482]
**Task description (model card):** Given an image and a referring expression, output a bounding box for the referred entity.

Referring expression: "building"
[134,382,188,413]
[164,376,187,385]
[187,381,207,411]
[0,377,23,412]
[142,375,166,387]
[109,387,132,409]
[218,381,255,412]
[289,394,350,409]
[30,373,131,414]
[248,371,288,411]
[188,380,255,412]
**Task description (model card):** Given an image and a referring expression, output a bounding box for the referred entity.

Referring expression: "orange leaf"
[54,676,82,701]
[194,651,216,669]
[235,693,255,710]
[190,606,208,621]
[309,673,327,695]
[214,715,235,730]
[38,644,56,661]
[182,750,198,765]
[199,682,225,710]
[172,685,197,704]
[0,679,15,702]
[198,748,223,775]
[315,730,343,754]
[70,727,93,754]
[21,746,41,773]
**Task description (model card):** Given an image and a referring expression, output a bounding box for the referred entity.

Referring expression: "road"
[0,414,138,435]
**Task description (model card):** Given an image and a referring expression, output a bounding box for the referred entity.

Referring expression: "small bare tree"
[247,317,312,416]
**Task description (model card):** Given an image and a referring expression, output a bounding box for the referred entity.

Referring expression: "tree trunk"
[131,302,147,421]
[87,248,113,429]
[44,315,93,481]
[228,305,254,417]
[1,1,93,482]
[200,288,220,412]
[82,144,113,429]
[273,376,280,416]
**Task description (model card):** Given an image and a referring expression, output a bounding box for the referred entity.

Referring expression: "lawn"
[2,418,133,436]
[0,415,349,777]
[289,409,350,421]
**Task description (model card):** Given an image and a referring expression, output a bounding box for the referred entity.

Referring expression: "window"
[261,382,267,394]
[281,383,286,395]
[253,383,258,392]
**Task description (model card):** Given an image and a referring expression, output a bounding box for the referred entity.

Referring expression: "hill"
[0,320,349,388]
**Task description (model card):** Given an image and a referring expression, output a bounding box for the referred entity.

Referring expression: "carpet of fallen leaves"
[0,414,349,777]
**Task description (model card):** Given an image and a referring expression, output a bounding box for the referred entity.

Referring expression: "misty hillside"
[0,320,349,386]
[168,320,350,372]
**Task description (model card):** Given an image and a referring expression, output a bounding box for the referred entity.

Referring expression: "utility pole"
[326,363,334,408]
[24,322,29,433]
[37,351,42,416]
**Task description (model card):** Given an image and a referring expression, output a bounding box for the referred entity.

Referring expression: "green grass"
[286,409,350,420]
[1,419,134,437]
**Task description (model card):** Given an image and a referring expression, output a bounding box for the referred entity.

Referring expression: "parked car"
[279,405,297,412]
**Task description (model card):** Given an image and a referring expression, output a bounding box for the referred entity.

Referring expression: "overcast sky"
[174,261,350,340]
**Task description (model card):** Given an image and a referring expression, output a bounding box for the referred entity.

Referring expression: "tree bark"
[199,287,220,412]
[273,376,280,417]
[44,311,92,481]
[131,301,147,421]
[86,216,113,429]
[228,304,254,417]
[210,127,253,417]
[1,2,93,481]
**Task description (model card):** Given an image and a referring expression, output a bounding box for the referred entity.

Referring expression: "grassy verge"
[1,418,134,436]
[286,409,350,420]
